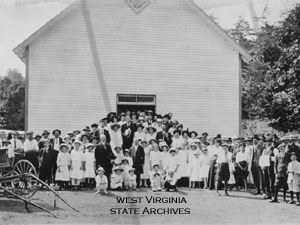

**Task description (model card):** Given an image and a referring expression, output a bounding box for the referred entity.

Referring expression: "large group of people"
[1,110,300,205]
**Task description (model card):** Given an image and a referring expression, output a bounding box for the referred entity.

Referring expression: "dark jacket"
[96,128,111,144]
[133,145,145,174]
[38,147,56,170]
[156,131,172,147]
[121,122,137,148]
[94,142,116,174]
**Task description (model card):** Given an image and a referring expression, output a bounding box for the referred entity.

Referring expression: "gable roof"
[13,0,252,63]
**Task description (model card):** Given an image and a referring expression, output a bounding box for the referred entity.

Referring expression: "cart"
[0,147,79,218]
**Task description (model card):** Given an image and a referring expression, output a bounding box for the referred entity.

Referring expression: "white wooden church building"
[13,0,252,136]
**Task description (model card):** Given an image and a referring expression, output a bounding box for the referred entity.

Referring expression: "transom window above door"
[117,94,156,105]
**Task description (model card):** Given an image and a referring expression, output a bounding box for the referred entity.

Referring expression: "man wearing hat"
[38,139,56,186]
[270,143,289,203]
[162,114,172,131]
[133,139,146,188]
[155,123,173,147]
[90,123,100,140]
[260,138,275,199]
[98,119,111,143]
[95,134,116,188]
[10,131,24,165]
[202,132,209,143]
[287,135,300,162]
[50,129,63,184]
[251,135,264,195]
[121,116,136,151]
[24,131,39,172]
[39,130,50,149]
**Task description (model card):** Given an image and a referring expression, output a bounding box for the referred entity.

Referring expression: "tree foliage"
[0,69,25,130]
[228,4,300,132]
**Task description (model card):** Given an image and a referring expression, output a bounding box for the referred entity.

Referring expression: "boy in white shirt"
[128,168,137,190]
[95,167,108,194]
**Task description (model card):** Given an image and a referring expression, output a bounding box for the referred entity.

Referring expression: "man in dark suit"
[50,129,63,184]
[98,119,111,144]
[270,143,289,203]
[94,134,116,187]
[287,136,300,161]
[121,116,136,151]
[38,139,56,186]
[156,123,172,147]
[133,139,146,188]
[251,135,264,195]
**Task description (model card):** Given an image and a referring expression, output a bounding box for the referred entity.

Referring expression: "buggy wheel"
[12,160,38,198]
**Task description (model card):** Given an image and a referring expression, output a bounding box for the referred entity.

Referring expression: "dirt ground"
[0,187,299,225]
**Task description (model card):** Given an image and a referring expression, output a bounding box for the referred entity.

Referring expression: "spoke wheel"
[12,160,38,198]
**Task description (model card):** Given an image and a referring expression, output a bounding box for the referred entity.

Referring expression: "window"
[117,94,156,105]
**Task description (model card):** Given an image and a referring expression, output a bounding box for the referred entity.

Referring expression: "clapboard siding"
[28,0,240,136]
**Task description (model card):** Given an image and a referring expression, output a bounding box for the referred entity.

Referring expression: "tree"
[259,4,300,132]
[0,69,25,130]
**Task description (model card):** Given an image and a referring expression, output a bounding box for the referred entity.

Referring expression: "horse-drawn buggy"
[0,146,78,217]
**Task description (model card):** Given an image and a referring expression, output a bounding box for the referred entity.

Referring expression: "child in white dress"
[150,164,162,191]
[128,168,137,190]
[83,143,96,189]
[123,149,133,167]
[199,146,211,189]
[111,166,124,190]
[149,143,162,170]
[121,159,131,189]
[190,150,201,188]
[55,144,71,190]
[152,173,162,192]
[95,167,108,194]
[70,140,84,190]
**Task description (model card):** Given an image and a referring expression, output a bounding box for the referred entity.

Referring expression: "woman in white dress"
[83,143,96,189]
[109,123,123,155]
[177,144,189,187]
[172,130,184,149]
[80,134,90,153]
[134,124,146,141]
[145,127,157,143]
[70,141,84,190]
[55,144,71,190]
[149,142,162,170]
[188,131,198,144]
[160,142,170,169]
[190,150,201,188]
[187,143,198,187]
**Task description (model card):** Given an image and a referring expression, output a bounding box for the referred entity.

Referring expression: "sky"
[0,0,299,77]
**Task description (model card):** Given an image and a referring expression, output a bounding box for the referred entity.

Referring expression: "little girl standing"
[55,144,71,190]
[83,143,96,189]
[70,140,84,190]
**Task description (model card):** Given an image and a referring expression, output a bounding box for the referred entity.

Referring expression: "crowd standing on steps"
[1,110,300,206]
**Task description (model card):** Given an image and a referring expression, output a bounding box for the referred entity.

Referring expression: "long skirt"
[208,159,217,189]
